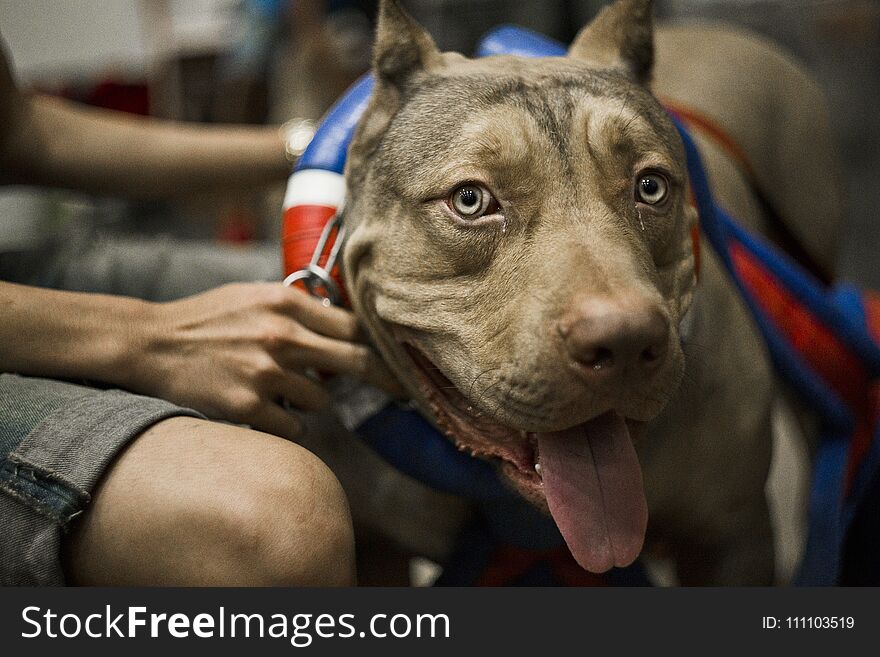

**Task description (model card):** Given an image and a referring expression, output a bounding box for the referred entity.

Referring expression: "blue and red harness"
[281,26,880,586]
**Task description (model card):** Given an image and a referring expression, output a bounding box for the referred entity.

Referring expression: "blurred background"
[0,0,877,286]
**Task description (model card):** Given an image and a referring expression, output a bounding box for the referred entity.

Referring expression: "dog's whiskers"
[474,376,506,417]
[466,367,502,400]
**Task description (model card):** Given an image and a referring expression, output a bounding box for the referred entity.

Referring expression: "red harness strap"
[664,101,759,180]
[733,243,879,491]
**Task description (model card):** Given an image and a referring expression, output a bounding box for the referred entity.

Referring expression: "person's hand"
[127,282,401,439]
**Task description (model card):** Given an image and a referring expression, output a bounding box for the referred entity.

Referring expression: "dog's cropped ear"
[347,1,442,192]
[374,0,443,89]
[568,0,654,85]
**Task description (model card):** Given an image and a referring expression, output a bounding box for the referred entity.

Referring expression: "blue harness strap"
[671,112,880,585]
[293,24,880,585]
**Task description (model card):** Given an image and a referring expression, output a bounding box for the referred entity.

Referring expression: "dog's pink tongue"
[537,411,648,573]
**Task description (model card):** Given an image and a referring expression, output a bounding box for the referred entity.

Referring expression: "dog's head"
[343,0,697,572]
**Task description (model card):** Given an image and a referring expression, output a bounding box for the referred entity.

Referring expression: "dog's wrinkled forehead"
[375,58,682,189]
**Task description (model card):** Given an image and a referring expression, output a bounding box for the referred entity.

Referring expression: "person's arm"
[0,40,290,198]
[0,281,399,440]
[1,95,291,197]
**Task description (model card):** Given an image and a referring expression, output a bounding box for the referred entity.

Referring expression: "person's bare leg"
[62,416,355,586]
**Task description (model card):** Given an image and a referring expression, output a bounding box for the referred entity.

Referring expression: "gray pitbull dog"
[340,0,841,584]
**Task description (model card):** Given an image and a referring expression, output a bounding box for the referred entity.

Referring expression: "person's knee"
[64,417,355,586]
[224,442,356,586]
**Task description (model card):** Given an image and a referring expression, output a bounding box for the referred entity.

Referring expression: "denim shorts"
[0,373,203,585]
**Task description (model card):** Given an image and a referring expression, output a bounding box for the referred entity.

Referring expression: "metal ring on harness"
[282,213,347,305]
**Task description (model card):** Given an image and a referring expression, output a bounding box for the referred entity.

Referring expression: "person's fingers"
[275,370,332,412]
[279,287,365,342]
[269,286,405,395]
[276,328,404,396]
[249,401,303,441]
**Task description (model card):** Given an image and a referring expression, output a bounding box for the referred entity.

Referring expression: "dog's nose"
[558,294,670,376]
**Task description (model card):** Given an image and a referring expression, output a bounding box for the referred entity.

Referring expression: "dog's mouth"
[402,340,648,574]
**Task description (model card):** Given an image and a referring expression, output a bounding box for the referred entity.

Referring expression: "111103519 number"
[786,617,855,629]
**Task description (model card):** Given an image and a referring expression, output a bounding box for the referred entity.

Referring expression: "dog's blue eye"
[449,183,498,219]
[636,173,668,205]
